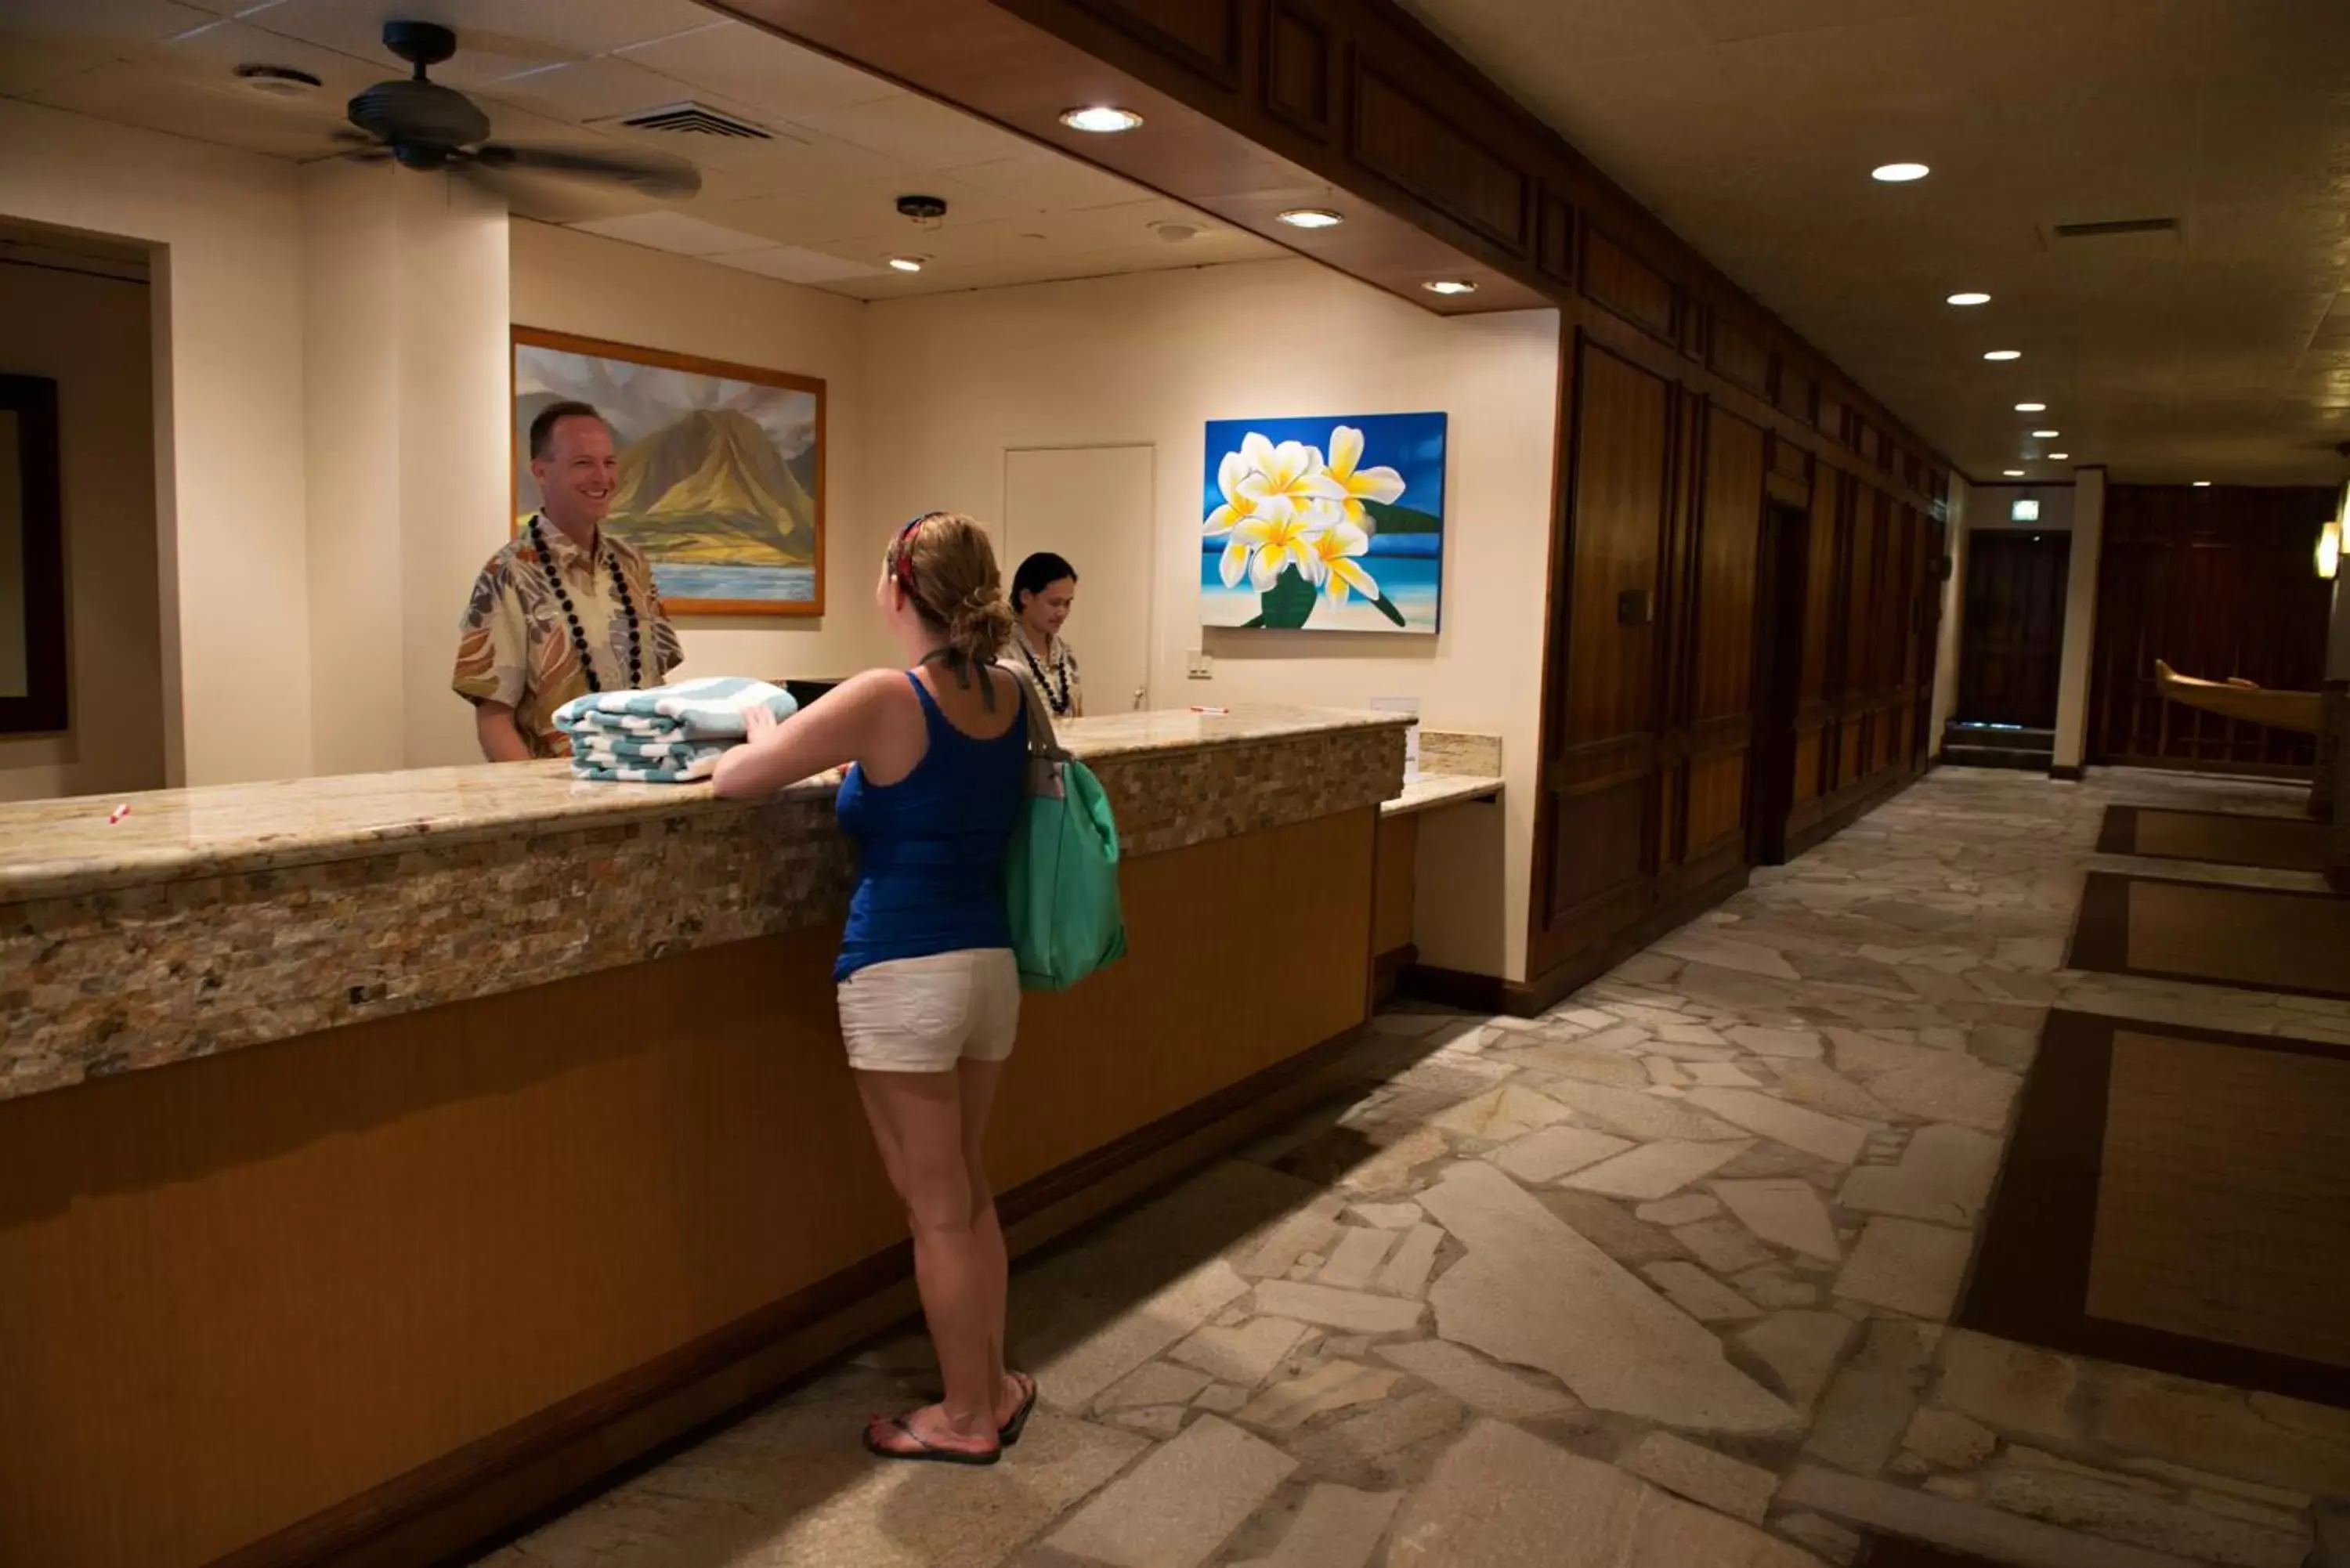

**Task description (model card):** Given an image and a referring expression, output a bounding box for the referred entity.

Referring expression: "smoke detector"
[235,63,323,99]
[1152,220,1202,244]
[897,193,948,229]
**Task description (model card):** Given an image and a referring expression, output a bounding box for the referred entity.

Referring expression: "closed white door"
[1003,444,1155,714]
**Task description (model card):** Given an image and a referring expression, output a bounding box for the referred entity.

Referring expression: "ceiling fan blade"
[469,143,701,201]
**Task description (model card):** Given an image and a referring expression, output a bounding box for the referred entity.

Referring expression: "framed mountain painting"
[512,327,826,616]
[1199,412,1446,634]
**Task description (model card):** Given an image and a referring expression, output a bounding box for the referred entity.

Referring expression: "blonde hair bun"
[895,511,1014,664]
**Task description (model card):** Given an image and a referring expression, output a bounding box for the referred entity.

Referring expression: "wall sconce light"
[2319,519,2341,581]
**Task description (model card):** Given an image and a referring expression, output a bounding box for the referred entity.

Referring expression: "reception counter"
[0,707,1406,1568]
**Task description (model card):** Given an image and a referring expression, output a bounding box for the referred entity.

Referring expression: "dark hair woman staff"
[1008,551,1082,719]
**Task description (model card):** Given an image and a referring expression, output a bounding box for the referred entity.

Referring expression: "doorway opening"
[1949,529,2070,768]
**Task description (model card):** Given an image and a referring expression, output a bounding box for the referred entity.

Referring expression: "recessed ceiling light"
[1278,208,1344,229]
[2030,429,2060,439]
[1871,162,1930,182]
[1060,106,1143,134]
[887,255,925,273]
[2003,469,2026,477]
[2193,480,2212,487]
[2015,402,2048,413]
[1983,349,2022,361]
[2048,452,2070,461]
[1946,291,1991,306]
[1423,279,1477,295]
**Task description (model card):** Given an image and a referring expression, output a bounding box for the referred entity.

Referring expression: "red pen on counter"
[107,803,132,825]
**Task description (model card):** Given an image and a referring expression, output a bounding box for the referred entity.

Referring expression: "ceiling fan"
[329,20,700,203]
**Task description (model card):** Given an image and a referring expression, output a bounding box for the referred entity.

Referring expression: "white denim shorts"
[837,948,1020,1073]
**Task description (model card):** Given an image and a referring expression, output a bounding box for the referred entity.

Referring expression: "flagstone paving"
[479,768,2350,1568]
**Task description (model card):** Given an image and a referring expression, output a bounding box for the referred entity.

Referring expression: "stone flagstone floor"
[478,766,2350,1568]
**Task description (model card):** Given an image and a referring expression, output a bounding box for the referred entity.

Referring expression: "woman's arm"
[710,670,898,800]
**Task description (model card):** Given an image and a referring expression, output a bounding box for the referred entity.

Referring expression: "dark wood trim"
[1957,1008,2350,1411]
[509,324,828,619]
[202,1015,1379,1568]
[1396,959,1506,1015]
[2048,764,2084,782]
[0,373,70,737]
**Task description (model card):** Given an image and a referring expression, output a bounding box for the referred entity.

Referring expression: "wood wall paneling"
[2088,484,2336,772]
[1709,320,1770,398]
[1957,531,2070,728]
[1264,1,1331,133]
[1350,64,1531,253]
[1072,0,1243,81]
[1537,192,1575,284]
[1581,226,1677,341]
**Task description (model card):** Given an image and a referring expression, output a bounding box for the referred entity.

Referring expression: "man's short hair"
[529,400,606,461]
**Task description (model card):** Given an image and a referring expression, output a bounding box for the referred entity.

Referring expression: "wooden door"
[1956,530,2070,728]
[1671,401,1766,884]
[1531,337,1670,974]
[1748,502,1810,865]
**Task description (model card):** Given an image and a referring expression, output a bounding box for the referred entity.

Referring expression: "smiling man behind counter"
[455,400,684,761]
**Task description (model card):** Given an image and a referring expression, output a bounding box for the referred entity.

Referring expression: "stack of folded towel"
[554,676,799,782]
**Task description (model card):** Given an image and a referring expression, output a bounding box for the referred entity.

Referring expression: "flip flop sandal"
[863,1413,1002,1467]
[998,1371,1039,1447]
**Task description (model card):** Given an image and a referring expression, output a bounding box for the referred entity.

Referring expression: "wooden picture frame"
[510,327,826,617]
[0,373,69,735]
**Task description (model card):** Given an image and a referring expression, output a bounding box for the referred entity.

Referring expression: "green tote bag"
[1004,667,1127,991]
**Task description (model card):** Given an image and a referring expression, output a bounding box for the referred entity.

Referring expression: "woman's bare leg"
[854,1068,997,1450]
[956,1058,1025,1424]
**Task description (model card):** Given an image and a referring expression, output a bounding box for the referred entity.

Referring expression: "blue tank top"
[833,670,1027,981]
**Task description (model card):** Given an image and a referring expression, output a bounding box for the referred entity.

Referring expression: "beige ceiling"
[1403,0,2350,485]
[0,0,1282,298]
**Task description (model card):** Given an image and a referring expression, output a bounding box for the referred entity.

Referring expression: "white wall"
[0,99,312,787]
[508,220,885,685]
[862,260,1561,980]
[1928,476,1969,750]
[0,260,168,801]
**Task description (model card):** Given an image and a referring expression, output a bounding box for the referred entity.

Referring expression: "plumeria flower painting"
[1199,413,1447,633]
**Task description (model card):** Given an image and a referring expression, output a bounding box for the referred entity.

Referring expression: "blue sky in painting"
[1200,412,1448,526]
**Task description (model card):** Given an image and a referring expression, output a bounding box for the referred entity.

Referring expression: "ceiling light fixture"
[2048,452,2070,461]
[887,255,925,273]
[2003,469,2026,477]
[1423,279,1477,295]
[2317,520,2341,582]
[1060,106,1143,134]
[2030,429,2059,439]
[1946,291,1990,306]
[1278,208,1344,229]
[2193,480,2212,487]
[2015,402,2048,413]
[1871,162,1930,182]
[235,63,323,98]
[1983,349,2022,361]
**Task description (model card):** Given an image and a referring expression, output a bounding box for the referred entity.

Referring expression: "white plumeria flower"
[1224,509,1329,590]
[1324,425,1406,529]
[1235,432,1344,527]
[1307,519,1382,604]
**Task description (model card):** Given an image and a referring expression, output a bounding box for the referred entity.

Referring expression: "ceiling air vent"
[2050,217,2180,240]
[617,103,773,139]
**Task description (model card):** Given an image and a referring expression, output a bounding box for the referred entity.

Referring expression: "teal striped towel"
[571,752,725,784]
[555,677,797,742]
[572,734,725,768]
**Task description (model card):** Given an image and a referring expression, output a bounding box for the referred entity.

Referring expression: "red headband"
[891,515,926,598]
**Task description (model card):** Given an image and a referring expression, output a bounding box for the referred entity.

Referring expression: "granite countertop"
[1383,774,1506,817]
[0,705,1409,905]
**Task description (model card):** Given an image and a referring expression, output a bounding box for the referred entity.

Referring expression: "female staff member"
[712,513,1036,1465]
[1008,551,1083,719]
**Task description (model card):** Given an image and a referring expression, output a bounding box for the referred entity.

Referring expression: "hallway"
[481,768,2350,1568]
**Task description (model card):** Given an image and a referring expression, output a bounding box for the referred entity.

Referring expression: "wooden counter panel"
[0,808,1376,1568]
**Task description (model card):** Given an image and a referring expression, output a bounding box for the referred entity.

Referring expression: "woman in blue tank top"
[713,512,1036,1466]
